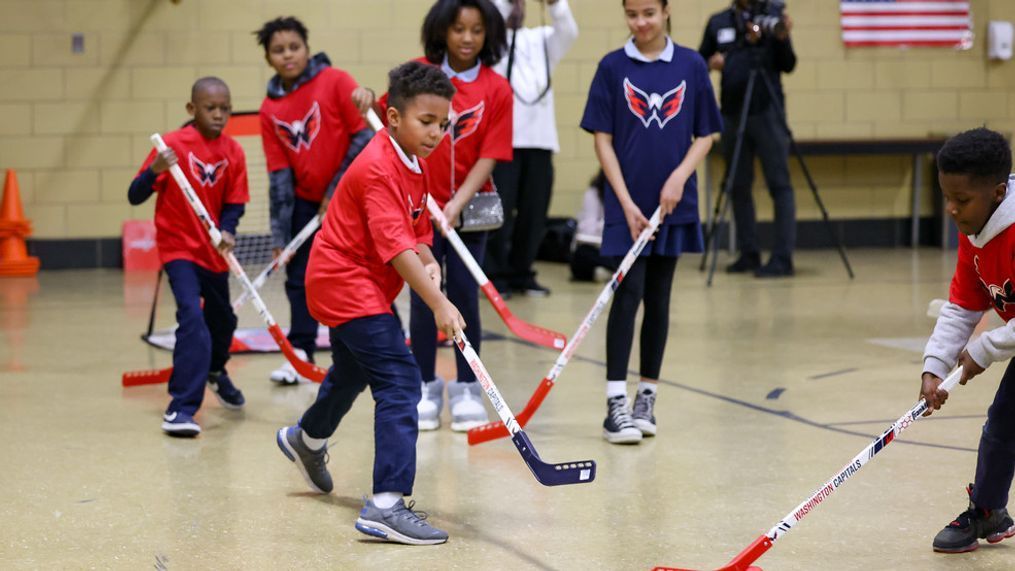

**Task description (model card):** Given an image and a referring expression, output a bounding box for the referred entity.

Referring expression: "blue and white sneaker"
[355,498,448,545]
[208,370,245,410]
[162,411,201,437]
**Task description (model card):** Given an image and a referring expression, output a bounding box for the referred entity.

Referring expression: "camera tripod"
[699,58,854,285]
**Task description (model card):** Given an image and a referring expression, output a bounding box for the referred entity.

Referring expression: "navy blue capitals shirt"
[581,38,722,255]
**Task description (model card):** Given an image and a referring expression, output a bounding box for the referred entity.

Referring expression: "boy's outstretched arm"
[391,249,464,339]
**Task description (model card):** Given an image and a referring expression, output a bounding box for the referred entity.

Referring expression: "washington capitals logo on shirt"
[623,78,686,129]
[188,153,228,188]
[272,101,321,152]
[448,101,484,142]
[974,255,1015,311]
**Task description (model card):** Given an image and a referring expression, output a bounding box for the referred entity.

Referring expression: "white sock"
[372,491,402,509]
[606,380,627,399]
[638,381,658,395]
[301,431,327,451]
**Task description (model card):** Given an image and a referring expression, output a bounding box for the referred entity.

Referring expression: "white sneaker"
[270,348,309,385]
[448,380,489,432]
[417,378,444,431]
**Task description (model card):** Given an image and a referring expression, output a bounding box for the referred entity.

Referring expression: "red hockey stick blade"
[467,377,553,445]
[653,535,771,571]
[267,324,327,382]
[122,367,172,387]
[480,282,566,350]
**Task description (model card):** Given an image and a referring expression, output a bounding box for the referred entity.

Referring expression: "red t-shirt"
[259,66,367,203]
[138,125,249,273]
[379,58,513,207]
[306,132,434,327]
[950,227,1015,322]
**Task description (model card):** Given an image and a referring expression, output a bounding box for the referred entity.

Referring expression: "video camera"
[744,0,787,38]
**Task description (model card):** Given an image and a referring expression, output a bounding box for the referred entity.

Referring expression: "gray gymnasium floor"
[2,249,1013,570]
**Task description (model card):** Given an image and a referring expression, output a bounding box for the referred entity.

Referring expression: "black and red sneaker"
[933,484,1015,553]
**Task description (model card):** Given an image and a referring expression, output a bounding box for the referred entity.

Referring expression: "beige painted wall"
[1,0,1014,239]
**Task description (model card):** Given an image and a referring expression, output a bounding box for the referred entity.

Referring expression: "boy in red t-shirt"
[921,128,1015,554]
[128,77,249,437]
[276,62,460,545]
[255,17,375,384]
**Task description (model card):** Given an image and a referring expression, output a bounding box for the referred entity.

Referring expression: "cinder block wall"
[1,0,1013,243]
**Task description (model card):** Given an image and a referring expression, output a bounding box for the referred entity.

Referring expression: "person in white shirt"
[487,0,578,297]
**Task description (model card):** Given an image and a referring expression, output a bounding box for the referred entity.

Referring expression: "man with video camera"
[700,0,797,277]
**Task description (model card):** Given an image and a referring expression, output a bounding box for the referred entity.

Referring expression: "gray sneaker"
[355,498,449,545]
[603,395,642,444]
[417,378,445,431]
[447,380,489,432]
[631,388,657,436]
[276,425,333,494]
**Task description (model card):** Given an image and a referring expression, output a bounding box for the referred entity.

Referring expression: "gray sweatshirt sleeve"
[269,168,295,249]
[966,319,1015,370]
[923,301,984,379]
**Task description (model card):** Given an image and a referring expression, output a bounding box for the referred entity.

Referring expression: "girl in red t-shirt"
[404,0,513,433]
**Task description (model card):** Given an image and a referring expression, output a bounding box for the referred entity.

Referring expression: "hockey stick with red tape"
[652,367,964,571]
[468,206,663,445]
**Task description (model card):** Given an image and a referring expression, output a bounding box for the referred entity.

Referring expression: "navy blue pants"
[972,358,1015,510]
[299,314,422,495]
[409,231,486,384]
[285,197,322,358]
[164,260,236,415]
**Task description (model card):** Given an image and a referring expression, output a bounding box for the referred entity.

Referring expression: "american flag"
[840,1,973,48]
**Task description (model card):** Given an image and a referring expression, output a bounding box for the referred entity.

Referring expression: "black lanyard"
[506,4,552,107]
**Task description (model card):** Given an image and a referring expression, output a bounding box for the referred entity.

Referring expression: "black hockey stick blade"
[511,431,596,486]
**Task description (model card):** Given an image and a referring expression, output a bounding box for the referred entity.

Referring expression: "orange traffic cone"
[0,169,40,276]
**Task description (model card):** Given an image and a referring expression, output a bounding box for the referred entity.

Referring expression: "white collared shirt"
[623,36,674,63]
[440,56,481,83]
[492,0,578,152]
[388,134,421,174]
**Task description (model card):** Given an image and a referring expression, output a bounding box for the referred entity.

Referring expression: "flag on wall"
[840,1,973,48]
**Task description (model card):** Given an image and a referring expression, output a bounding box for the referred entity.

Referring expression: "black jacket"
[698,6,796,116]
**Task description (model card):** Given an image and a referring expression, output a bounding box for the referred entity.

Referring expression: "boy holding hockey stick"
[276,62,461,545]
[128,77,249,436]
[922,127,1015,553]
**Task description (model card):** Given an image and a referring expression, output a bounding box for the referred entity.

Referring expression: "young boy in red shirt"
[921,127,1015,553]
[276,61,460,545]
[255,16,375,384]
[128,77,249,437]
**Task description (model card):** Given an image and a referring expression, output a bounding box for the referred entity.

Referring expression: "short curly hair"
[938,127,1012,186]
[387,61,456,113]
[254,17,309,54]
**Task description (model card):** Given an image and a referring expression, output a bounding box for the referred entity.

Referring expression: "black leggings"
[606,255,678,381]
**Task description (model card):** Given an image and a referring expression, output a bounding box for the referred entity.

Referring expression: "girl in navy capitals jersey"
[255,17,375,385]
[395,0,513,433]
[580,0,722,444]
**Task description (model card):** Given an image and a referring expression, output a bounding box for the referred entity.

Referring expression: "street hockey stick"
[468,207,663,445]
[653,367,964,571]
[231,214,321,310]
[453,329,595,486]
[365,109,566,350]
[120,135,328,387]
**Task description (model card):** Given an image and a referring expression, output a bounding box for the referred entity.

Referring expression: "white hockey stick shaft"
[764,367,964,543]
[231,214,321,310]
[151,134,222,246]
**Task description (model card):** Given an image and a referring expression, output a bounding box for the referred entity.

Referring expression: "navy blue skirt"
[600,220,703,257]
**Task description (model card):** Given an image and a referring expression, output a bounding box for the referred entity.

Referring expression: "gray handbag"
[459,191,504,232]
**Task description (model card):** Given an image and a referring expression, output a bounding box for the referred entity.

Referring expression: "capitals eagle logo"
[974,255,1015,312]
[272,101,321,152]
[188,153,228,188]
[623,77,686,129]
[448,101,484,142]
